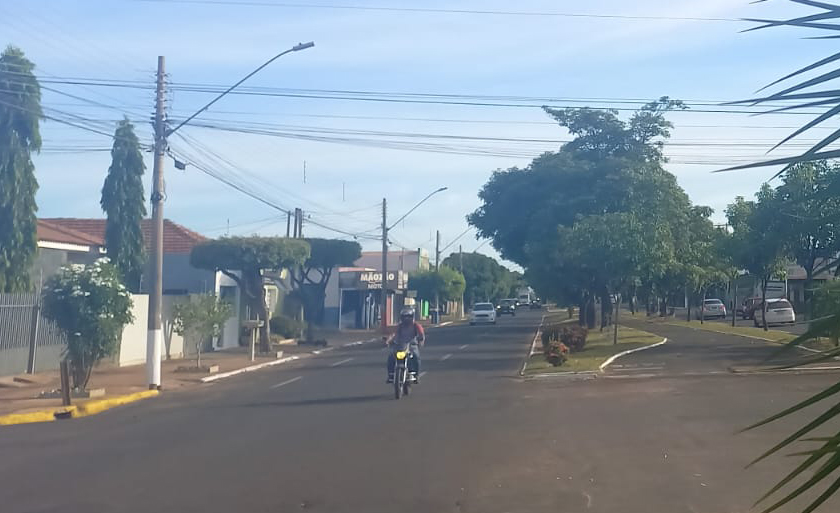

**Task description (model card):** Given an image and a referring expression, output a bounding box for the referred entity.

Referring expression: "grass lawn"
[525,325,663,375]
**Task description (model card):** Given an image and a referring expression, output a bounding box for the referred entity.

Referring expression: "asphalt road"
[1,310,839,513]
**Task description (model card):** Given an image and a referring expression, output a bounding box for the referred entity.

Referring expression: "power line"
[134,0,741,22]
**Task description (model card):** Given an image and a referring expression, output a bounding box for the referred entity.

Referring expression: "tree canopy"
[191,237,309,351]
[290,238,361,324]
[101,118,146,293]
[408,266,465,304]
[0,46,41,292]
[441,252,517,306]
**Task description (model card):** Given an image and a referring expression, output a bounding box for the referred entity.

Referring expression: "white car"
[697,298,727,319]
[470,303,497,325]
[754,298,796,326]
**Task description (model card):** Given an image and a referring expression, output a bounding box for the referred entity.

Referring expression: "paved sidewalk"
[0,329,379,417]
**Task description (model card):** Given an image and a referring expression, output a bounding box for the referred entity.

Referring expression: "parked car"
[753,298,796,327]
[497,299,517,316]
[470,303,497,325]
[696,298,727,319]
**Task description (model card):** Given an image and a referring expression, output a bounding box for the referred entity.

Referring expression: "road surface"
[1,310,838,513]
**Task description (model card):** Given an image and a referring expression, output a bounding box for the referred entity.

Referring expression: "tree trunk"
[731,277,737,327]
[700,288,706,324]
[578,294,586,326]
[804,267,814,321]
[659,297,667,317]
[599,288,611,332]
[196,339,202,368]
[244,269,271,352]
[686,295,692,322]
[761,277,769,331]
[586,295,596,329]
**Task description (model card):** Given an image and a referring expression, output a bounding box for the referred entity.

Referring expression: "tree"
[408,266,465,305]
[41,258,133,389]
[442,252,513,306]
[289,238,361,324]
[726,188,789,331]
[0,46,41,293]
[101,118,146,292]
[190,237,310,352]
[172,294,233,368]
[774,161,840,317]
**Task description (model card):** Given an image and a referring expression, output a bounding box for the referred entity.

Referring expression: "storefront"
[337,268,409,329]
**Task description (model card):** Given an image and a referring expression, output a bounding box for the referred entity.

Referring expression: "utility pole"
[434,230,440,324]
[297,208,304,238]
[459,244,464,319]
[146,56,166,390]
[286,210,291,237]
[381,198,388,330]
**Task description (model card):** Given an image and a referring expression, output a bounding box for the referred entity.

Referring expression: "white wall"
[118,294,150,367]
[117,294,187,367]
[216,271,242,350]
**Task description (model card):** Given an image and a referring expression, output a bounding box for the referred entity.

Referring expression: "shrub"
[269,314,304,339]
[42,258,134,389]
[545,340,570,366]
[541,323,588,353]
[172,295,233,368]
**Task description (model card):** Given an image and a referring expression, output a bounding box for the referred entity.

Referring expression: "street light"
[381,186,448,329]
[167,41,315,136]
[145,42,314,390]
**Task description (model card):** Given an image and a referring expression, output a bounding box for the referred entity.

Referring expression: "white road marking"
[419,371,427,378]
[458,344,469,350]
[330,357,354,367]
[270,376,303,389]
[342,341,364,347]
[441,353,453,361]
[312,347,336,355]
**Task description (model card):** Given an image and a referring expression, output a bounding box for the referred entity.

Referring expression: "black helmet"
[400,307,415,321]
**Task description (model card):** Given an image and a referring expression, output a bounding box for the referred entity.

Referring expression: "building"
[31,220,106,284]
[355,248,430,273]
[39,218,242,350]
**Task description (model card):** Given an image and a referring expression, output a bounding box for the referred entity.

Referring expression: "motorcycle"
[390,339,418,400]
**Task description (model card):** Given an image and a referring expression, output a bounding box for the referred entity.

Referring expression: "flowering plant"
[42,258,133,389]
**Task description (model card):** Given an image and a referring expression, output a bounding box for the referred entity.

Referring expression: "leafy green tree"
[0,46,41,292]
[726,187,789,331]
[42,258,134,389]
[190,237,310,352]
[774,161,840,316]
[172,294,233,368]
[442,252,513,306]
[289,238,361,324]
[408,266,465,305]
[101,118,146,292]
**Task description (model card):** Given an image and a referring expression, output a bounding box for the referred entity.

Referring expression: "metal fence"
[0,292,67,376]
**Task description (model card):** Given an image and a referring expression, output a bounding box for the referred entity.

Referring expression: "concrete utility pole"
[146,55,166,390]
[434,230,440,324]
[381,198,388,330]
[286,210,291,237]
[459,244,464,319]
[145,42,314,390]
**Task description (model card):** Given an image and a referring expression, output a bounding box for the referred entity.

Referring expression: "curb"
[201,356,301,383]
[729,365,840,375]
[525,371,599,380]
[599,338,668,371]
[659,322,828,355]
[519,314,547,376]
[0,389,159,427]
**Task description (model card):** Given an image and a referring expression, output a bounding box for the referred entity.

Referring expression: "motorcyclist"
[385,307,425,383]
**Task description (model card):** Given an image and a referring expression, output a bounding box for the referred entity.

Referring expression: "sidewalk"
[0,329,379,418]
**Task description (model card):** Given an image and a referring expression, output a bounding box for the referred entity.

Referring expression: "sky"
[0,0,833,270]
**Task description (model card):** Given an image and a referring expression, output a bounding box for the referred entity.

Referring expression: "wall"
[30,247,100,285]
[142,253,217,295]
[118,294,150,366]
[216,272,241,350]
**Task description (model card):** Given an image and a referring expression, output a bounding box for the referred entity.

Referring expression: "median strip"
[0,390,160,427]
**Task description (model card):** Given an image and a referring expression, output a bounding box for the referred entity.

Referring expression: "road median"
[523,324,665,377]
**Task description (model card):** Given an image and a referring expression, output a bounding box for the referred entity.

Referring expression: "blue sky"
[0,0,831,268]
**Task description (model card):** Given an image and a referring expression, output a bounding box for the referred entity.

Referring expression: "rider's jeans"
[387,345,420,377]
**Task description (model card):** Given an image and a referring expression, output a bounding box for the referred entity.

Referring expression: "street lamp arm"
[388,186,447,230]
[167,41,314,136]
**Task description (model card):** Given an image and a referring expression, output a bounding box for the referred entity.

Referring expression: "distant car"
[497,299,517,316]
[697,298,727,319]
[529,299,542,310]
[753,298,796,327]
[470,303,497,325]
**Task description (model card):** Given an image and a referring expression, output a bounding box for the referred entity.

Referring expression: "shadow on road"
[236,394,388,408]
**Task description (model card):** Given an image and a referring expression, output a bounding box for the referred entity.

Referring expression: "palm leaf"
[760,453,840,513]
[757,51,840,92]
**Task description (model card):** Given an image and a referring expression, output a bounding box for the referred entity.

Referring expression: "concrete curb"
[201,356,302,383]
[599,338,668,371]
[0,389,160,427]
[660,321,828,355]
[729,365,840,375]
[525,371,599,380]
[519,314,547,376]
